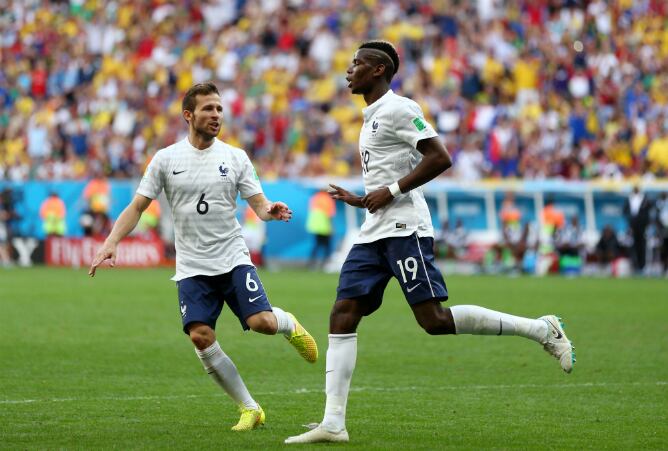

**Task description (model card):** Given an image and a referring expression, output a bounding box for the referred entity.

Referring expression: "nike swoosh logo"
[172,170,186,175]
[248,295,262,303]
[548,320,563,339]
[406,283,421,293]
[497,318,503,336]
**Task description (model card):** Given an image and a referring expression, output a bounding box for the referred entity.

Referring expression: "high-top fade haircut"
[358,40,400,82]
[182,82,220,113]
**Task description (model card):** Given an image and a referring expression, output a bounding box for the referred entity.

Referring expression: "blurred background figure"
[595,225,623,273]
[623,186,653,273]
[541,198,565,241]
[555,216,585,275]
[494,221,538,274]
[39,191,66,237]
[136,199,161,240]
[81,169,112,238]
[538,198,565,271]
[491,192,531,273]
[305,189,336,270]
[241,204,266,267]
[499,192,522,227]
[83,170,110,216]
[435,219,468,260]
[655,192,668,275]
[0,188,16,267]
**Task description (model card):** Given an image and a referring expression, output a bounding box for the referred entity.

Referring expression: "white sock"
[271,306,295,336]
[196,341,258,409]
[450,305,548,342]
[321,333,357,432]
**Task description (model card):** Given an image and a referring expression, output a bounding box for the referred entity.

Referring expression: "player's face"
[346,50,378,94]
[189,93,223,139]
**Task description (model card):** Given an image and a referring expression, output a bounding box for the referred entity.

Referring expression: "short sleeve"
[237,151,263,200]
[136,152,164,199]
[392,101,438,148]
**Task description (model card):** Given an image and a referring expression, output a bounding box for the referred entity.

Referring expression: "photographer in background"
[0,188,18,267]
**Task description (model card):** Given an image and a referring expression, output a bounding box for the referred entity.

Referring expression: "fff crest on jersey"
[371,119,380,139]
[219,163,231,182]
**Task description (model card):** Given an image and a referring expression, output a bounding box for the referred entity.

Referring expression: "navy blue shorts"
[176,265,272,334]
[336,233,448,315]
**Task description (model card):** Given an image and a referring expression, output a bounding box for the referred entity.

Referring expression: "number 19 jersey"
[137,137,262,281]
[357,90,439,244]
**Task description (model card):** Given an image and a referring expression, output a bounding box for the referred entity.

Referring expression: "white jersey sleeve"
[136,152,165,199]
[237,152,263,200]
[392,100,438,149]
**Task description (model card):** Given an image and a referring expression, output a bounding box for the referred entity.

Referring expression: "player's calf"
[412,300,457,335]
[246,311,277,334]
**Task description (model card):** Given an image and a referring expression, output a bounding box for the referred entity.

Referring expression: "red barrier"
[45,236,165,267]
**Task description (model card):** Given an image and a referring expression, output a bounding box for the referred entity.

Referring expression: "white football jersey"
[137,137,262,281]
[356,90,439,243]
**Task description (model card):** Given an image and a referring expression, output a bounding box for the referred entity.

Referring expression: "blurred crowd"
[2,0,668,182]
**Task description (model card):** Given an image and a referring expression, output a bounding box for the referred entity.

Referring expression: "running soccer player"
[285,41,574,444]
[89,82,318,432]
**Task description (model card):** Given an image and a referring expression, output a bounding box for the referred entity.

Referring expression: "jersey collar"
[184,137,217,154]
[362,89,394,121]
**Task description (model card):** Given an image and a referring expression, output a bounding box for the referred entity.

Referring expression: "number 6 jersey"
[357,90,439,244]
[137,137,262,281]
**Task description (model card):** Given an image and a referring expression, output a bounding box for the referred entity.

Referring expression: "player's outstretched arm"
[247,193,292,222]
[362,137,451,213]
[328,184,364,208]
[88,194,152,277]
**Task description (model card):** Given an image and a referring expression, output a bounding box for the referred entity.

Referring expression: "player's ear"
[373,63,387,79]
[183,109,192,124]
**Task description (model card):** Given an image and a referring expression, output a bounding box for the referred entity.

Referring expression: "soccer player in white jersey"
[88,82,318,432]
[285,41,575,444]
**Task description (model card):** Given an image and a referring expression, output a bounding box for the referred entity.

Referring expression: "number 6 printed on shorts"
[246,271,259,291]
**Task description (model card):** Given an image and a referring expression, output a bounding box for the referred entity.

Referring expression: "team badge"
[219,163,231,183]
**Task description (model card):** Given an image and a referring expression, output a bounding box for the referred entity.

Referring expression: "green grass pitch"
[1,267,666,450]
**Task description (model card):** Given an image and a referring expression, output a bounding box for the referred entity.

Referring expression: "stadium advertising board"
[45,236,164,268]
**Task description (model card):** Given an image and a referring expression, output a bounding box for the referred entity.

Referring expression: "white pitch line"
[1,381,665,405]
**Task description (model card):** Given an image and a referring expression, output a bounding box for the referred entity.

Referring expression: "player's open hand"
[362,187,394,214]
[328,184,364,208]
[267,201,292,222]
[88,242,117,277]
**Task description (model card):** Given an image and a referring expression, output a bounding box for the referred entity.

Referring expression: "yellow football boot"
[231,404,265,431]
[286,313,318,363]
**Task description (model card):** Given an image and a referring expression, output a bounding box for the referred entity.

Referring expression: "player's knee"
[189,326,215,350]
[329,302,361,334]
[246,311,276,334]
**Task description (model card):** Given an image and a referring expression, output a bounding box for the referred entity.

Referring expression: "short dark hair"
[359,40,400,82]
[182,82,220,113]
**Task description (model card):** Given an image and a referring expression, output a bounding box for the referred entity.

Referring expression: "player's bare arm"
[247,193,292,222]
[362,137,452,214]
[328,184,364,208]
[88,194,152,276]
